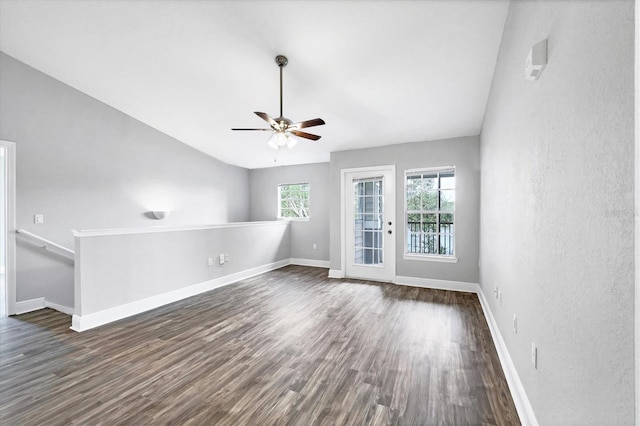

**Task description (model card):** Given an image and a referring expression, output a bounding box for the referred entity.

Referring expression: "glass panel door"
[353,177,384,266]
[344,167,395,282]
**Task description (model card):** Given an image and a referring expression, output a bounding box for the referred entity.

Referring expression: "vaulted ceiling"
[0,0,509,169]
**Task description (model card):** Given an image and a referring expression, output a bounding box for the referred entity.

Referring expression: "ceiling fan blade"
[231,128,272,131]
[254,111,279,129]
[290,118,325,130]
[290,130,321,141]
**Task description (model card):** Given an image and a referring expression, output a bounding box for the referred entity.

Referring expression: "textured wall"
[329,136,480,284]
[0,53,250,309]
[75,222,290,317]
[249,163,330,262]
[480,1,635,423]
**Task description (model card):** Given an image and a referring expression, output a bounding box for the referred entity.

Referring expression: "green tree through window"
[405,168,455,256]
[278,183,310,219]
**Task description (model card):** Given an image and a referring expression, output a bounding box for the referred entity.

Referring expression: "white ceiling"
[0,0,509,169]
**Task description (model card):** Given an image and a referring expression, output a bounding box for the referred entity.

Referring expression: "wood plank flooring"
[0,265,520,425]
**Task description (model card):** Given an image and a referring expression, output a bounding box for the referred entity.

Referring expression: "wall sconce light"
[525,38,548,81]
[148,211,169,220]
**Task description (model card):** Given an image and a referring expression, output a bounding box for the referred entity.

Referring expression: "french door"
[344,166,395,282]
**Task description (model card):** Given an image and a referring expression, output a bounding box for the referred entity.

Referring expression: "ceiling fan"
[232,55,325,150]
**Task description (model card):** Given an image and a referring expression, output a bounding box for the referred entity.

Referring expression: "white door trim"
[340,165,396,281]
[634,1,639,419]
[0,140,16,316]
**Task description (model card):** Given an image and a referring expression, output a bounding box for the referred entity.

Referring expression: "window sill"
[403,254,458,263]
[278,217,310,222]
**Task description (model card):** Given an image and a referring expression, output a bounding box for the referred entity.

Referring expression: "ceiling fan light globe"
[267,133,279,150]
[275,132,288,147]
[286,134,298,149]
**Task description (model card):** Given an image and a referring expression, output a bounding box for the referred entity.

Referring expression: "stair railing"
[16,229,75,260]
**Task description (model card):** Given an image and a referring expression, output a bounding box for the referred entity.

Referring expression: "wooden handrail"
[16,229,75,258]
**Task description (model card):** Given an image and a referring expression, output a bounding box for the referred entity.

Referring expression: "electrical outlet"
[219,254,225,265]
[313,243,317,250]
[531,343,538,369]
[207,258,213,266]
[513,314,517,333]
[34,214,44,224]
[494,286,499,299]
[224,254,229,262]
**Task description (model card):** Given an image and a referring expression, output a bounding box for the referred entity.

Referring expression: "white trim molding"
[477,289,538,425]
[634,0,639,419]
[14,297,74,316]
[402,254,459,263]
[45,301,74,316]
[328,269,344,279]
[395,276,478,293]
[15,298,45,314]
[1,140,16,316]
[72,220,290,238]
[71,259,289,332]
[289,258,330,268]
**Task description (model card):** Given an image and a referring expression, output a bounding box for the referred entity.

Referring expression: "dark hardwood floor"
[0,265,519,425]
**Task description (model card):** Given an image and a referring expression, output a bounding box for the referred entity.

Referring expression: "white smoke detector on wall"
[525,39,548,81]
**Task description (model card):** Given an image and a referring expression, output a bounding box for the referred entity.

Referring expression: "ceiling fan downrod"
[276,55,288,122]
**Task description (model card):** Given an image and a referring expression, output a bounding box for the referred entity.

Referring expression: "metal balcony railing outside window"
[407,221,453,255]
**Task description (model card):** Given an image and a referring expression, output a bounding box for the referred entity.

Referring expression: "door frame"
[340,165,396,282]
[0,140,16,316]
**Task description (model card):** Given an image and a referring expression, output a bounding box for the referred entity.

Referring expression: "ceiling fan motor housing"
[275,55,288,67]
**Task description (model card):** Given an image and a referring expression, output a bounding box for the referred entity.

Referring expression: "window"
[405,167,455,259]
[278,183,310,219]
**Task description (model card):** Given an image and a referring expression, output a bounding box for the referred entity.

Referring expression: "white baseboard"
[477,288,538,425]
[45,301,74,315]
[328,269,343,279]
[289,258,330,268]
[15,297,74,316]
[395,275,479,293]
[15,298,45,314]
[71,258,290,332]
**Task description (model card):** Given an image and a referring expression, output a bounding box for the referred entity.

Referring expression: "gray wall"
[330,136,480,283]
[0,52,250,309]
[249,163,330,262]
[480,1,634,423]
[75,222,290,318]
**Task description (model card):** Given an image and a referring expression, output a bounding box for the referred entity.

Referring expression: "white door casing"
[0,140,16,316]
[342,166,395,282]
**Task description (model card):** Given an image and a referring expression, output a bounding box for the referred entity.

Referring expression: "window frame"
[277,182,311,221]
[403,166,458,263]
